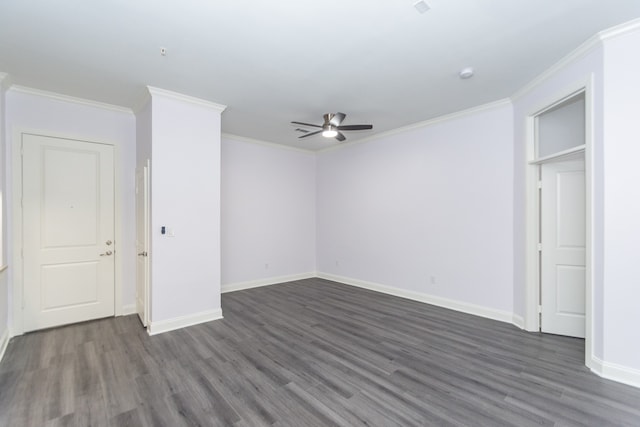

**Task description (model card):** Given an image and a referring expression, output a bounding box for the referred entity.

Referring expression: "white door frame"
[11,129,124,336]
[524,76,594,368]
[136,159,151,327]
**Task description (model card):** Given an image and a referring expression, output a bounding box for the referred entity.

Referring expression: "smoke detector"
[459,67,474,79]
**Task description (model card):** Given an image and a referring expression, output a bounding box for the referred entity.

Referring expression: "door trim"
[11,129,124,335]
[136,159,151,327]
[524,76,594,368]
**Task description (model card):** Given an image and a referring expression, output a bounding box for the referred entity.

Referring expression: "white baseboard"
[0,327,10,364]
[590,356,603,373]
[317,272,514,325]
[221,272,316,293]
[147,308,223,336]
[512,314,525,329]
[121,304,137,316]
[591,356,640,389]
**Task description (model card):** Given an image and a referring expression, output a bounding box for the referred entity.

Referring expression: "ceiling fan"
[292,112,373,142]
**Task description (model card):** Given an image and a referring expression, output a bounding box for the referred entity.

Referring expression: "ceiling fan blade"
[291,121,322,128]
[298,130,322,139]
[337,124,373,131]
[330,112,346,127]
[335,132,346,142]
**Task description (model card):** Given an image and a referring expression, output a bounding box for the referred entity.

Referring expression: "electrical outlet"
[430,276,436,285]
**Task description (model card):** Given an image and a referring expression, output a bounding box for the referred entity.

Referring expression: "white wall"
[136,101,152,170]
[0,73,8,352]
[147,90,224,325]
[221,137,316,289]
[601,29,640,373]
[317,103,515,316]
[4,88,137,326]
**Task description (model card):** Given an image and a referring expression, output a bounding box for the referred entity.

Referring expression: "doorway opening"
[525,81,593,367]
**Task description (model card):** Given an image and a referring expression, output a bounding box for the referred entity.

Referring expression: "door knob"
[137,251,148,257]
[100,250,113,256]
[106,240,113,245]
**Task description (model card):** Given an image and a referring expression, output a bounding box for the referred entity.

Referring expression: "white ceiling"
[1,1,640,151]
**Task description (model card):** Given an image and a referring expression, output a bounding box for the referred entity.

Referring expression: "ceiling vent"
[413,0,430,14]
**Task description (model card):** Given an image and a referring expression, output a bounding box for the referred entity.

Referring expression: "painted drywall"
[317,103,514,314]
[221,137,316,288]
[147,91,223,323]
[136,101,152,170]
[511,46,605,356]
[3,88,137,325]
[601,29,640,373]
[0,74,8,345]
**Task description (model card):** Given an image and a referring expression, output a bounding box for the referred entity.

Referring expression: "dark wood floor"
[1,278,639,426]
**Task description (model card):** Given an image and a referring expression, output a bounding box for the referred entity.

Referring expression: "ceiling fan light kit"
[322,127,338,138]
[291,112,373,143]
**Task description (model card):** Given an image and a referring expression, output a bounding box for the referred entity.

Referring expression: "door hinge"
[537,180,542,189]
[538,304,542,314]
[537,243,542,252]
[538,312,542,331]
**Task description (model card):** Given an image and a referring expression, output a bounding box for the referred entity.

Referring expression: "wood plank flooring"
[1,278,639,426]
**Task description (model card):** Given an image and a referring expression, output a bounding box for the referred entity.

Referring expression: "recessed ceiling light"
[459,67,474,79]
[413,0,431,14]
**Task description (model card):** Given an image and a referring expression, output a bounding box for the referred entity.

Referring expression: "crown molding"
[510,37,601,101]
[7,85,133,114]
[146,86,226,113]
[511,17,640,101]
[318,98,512,154]
[222,133,316,154]
[598,16,640,43]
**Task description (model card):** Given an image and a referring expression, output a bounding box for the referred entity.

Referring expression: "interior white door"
[540,158,585,338]
[22,134,115,332]
[135,161,150,327]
